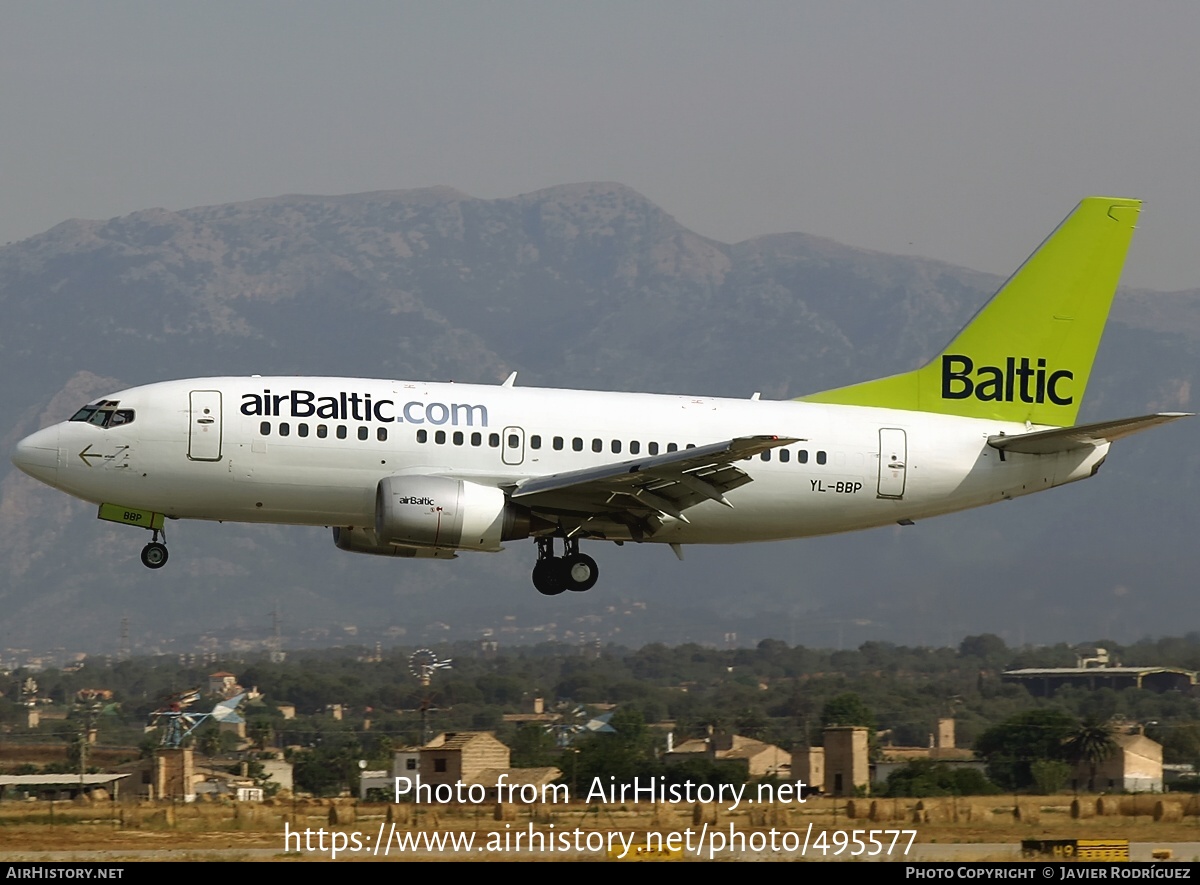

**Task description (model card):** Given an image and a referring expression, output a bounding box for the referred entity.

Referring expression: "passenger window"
[357,426,368,441]
[377,427,387,442]
[686,443,695,449]
[779,449,790,463]
[648,442,659,455]
[630,441,640,455]
[298,423,309,438]
[435,430,446,445]
[417,429,428,443]
[760,451,771,461]
[817,450,827,465]
[260,421,271,436]
[591,438,602,453]
[508,434,519,448]
[279,422,290,437]
[798,450,809,464]
[453,431,464,446]
[666,443,678,453]
[471,432,482,446]
[317,425,328,438]
[573,438,583,452]
[337,425,347,439]
[530,435,541,449]
[611,440,622,454]
[489,433,500,448]
[553,436,564,451]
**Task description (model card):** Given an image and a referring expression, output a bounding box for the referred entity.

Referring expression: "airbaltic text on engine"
[239,389,488,425]
[941,355,1073,404]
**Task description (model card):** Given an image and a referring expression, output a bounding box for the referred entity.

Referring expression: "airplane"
[10,197,1191,596]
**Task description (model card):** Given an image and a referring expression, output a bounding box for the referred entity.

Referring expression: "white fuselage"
[13,376,1108,547]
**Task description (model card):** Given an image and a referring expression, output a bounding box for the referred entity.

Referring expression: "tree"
[974,709,1076,791]
[820,693,875,730]
[819,693,877,756]
[247,719,275,751]
[558,708,659,789]
[1149,721,1200,769]
[511,725,558,768]
[958,634,1008,662]
[1029,759,1072,795]
[880,760,999,797]
[289,732,363,797]
[1062,718,1117,792]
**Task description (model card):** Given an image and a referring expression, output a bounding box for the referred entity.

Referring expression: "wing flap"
[988,412,1191,454]
[511,435,797,532]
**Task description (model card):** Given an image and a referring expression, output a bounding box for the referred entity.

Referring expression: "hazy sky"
[4,2,1199,290]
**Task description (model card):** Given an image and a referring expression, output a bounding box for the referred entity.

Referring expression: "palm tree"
[1062,719,1117,793]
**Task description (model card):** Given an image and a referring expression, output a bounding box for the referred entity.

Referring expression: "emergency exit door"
[188,390,223,461]
[877,428,907,498]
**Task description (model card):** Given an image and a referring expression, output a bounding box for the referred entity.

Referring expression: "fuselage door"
[877,428,907,498]
[501,426,525,466]
[188,390,223,461]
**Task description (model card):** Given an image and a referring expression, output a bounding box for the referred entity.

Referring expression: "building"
[873,717,981,786]
[420,732,512,785]
[1002,666,1196,696]
[791,747,825,794]
[0,774,129,802]
[207,672,241,698]
[1072,730,1163,793]
[824,726,870,797]
[365,732,560,802]
[665,733,790,778]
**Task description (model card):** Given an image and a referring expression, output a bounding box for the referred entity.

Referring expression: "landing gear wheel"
[532,558,566,596]
[531,536,599,595]
[563,553,598,592]
[141,542,169,570]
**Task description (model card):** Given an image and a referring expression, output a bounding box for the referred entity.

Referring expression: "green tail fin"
[799,197,1141,427]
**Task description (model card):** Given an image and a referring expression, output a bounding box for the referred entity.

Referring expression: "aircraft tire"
[563,553,599,592]
[141,542,169,570]
[532,558,566,596]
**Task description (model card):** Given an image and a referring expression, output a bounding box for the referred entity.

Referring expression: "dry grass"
[0,795,1197,858]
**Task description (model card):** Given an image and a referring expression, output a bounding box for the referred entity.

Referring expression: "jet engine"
[332,527,457,558]
[374,475,538,552]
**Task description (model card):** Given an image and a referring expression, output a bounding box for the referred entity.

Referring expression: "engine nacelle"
[374,475,535,552]
[332,527,457,558]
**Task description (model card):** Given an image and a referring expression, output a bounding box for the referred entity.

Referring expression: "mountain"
[0,183,1196,656]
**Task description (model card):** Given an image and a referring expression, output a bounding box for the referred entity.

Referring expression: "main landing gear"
[140,528,169,570]
[531,536,598,596]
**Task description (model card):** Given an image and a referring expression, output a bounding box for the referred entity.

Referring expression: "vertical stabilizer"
[799,197,1141,427]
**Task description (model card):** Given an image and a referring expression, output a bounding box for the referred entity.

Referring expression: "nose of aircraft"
[11,425,60,486]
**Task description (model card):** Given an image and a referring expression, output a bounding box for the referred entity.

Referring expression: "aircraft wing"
[987,412,1191,455]
[510,435,797,539]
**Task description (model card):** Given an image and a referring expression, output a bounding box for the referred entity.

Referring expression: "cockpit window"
[69,401,134,429]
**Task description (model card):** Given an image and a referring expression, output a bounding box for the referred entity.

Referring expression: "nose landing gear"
[531,536,598,595]
[140,528,169,570]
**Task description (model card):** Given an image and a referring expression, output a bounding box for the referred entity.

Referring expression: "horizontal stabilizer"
[987,412,1191,454]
